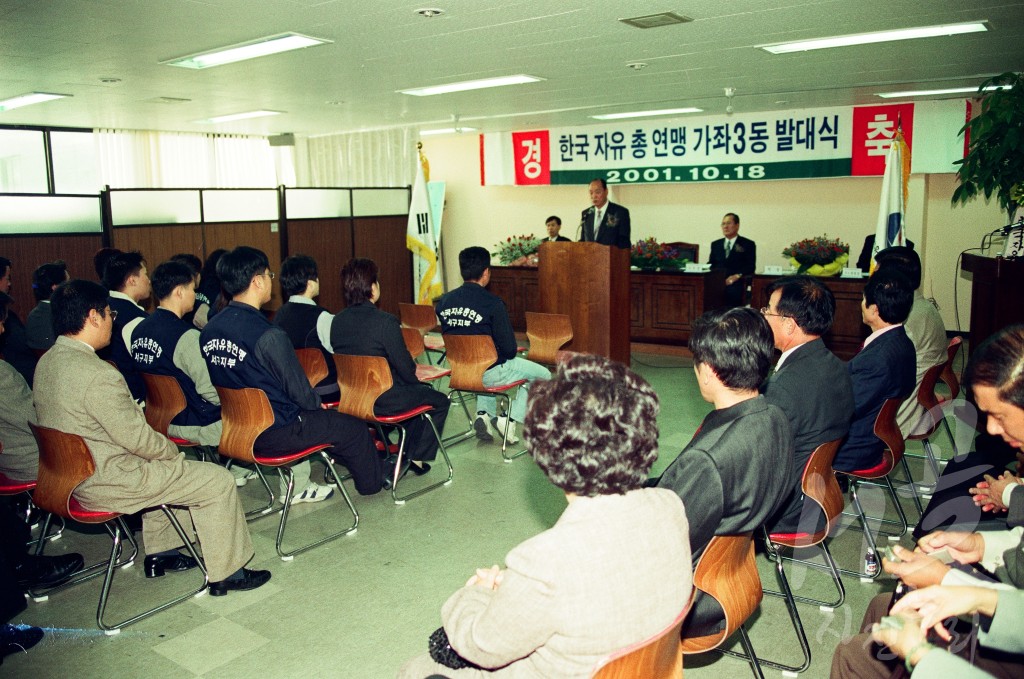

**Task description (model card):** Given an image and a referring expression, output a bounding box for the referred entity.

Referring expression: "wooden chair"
[905,336,963,481]
[442,334,527,461]
[760,438,846,675]
[0,440,62,546]
[401,327,452,383]
[837,396,921,579]
[398,303,446,362]
[591,590,694,679]
[524,312,573,365]
[294,347,340,408]
[216,386,358,560]
[28,423,207,633]
[665,241,700,264]
[333,354,453,504]
[680,532,764,678]
[140,373,200,448]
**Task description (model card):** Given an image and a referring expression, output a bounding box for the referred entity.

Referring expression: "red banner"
[851,104,914,176]
[511,130,550,185]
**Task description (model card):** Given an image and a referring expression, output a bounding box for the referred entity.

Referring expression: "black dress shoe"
[381,454,411,490]
[144,553,199,578]
[14,552,84,589]
[209,568,271,596]
[1,624,44,663]
[409,461,431,476]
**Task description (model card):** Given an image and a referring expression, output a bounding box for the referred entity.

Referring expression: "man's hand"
[917,531,985,565]
[882,545,950,589]
[465,564,504,591]
[970,472,1019,512]
[870,614,930,666]
[891,585,1000,642]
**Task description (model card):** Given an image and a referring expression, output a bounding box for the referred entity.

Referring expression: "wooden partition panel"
[110,224,205,277]
[285,219,354,313]
[204,221,283,309]
[352,217,412,316]
[0,234,103,315]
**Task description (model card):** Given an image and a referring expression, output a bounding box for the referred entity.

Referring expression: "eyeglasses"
[760,306,789,319]
[107,308,118,321]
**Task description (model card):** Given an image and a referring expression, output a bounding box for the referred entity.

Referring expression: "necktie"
[725,240,732,257]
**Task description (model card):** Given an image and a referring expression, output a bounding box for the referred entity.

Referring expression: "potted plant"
[494,234,542,266]
[952,72,1024,222]
[782,235,849,276]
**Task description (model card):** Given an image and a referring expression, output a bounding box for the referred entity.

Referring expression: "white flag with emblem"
[407,153,443,303]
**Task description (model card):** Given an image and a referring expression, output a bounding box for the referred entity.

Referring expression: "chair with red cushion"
[442,334,527,462]
[294,347,341,409]
[401,327,452,384]
[216,386,358,560]
[28,422,207,633]
[0,440,63,546]
[333,354,453,504]
[399,303,446,364]
[905,336,963,483]
[140,372,201,449]
[591,589,694,679]
[524,311,573,366]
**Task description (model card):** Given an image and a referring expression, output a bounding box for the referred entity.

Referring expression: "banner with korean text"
[480,100,965,187]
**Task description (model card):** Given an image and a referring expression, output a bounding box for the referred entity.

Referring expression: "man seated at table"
[25,261,68,352]
[543,216,570,242]
[760,275,854,533]
[100,250,151,403]
[435,246,551,444]
[656,307,792,637]
[833,268,916,473]
[271,254,339,404]
[708,213,756,308]
[34,279,269,595]
[201,246,393,500]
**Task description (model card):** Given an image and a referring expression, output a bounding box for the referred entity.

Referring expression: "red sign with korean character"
[851,104,914,176]
[512,130,550,185]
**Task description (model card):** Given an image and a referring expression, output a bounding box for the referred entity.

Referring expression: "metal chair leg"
[274,454,358,561]
[391,413,454,504]
[837,482,881,579]
[497,393,528,462]
[442,390,477,446]
[763,541,846,610]
[720,625,767,678]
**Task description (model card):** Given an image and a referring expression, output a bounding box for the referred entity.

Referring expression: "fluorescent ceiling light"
[162,33,331,69]
[419,127,479,136]
[400,75,543,97]
[195,110,283,123]
[877,84,1012,98]
[759,21,988,54]
[591,107,702,120]
[0,92,70,112]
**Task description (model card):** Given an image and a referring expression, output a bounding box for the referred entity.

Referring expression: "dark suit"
[763,339,854,532]
[834,326,916,472]
[856,234,915,272]
[658,396,792,637]
[545,235,570,242]
[708,235,756,307]
[330,302,449,462]
[579,201,630,248]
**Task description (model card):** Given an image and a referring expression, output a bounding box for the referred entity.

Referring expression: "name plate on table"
[684,262,712,273]
[840,267,865,278]
[762,265,786,275]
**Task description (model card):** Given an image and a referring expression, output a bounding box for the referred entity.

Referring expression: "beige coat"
[0,359,38,482]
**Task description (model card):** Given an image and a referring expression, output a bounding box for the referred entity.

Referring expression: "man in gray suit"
[33,280,269,596]
[761,275,854,533]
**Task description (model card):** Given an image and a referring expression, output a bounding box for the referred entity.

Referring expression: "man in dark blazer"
[708,213,756,307]
[761,276,854,532]
[579,179,630,248]
[544,216,571,242]
[834,269,916,472]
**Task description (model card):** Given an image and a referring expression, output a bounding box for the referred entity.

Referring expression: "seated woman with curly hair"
[398,354,692,678]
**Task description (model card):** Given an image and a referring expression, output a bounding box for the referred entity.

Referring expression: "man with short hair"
[708,212,756,308]
[272,254,339,404]
[834,268,917,472]
[435,246,551,443]
[544,216,570,242]
[760,275,854,532]
[201,246,390,500]
[25,261,68,352]
[34,279,269,596]
[874,246,947,437]
[579,179,631,248]
[0,256,36,386]
[100,250,151,402]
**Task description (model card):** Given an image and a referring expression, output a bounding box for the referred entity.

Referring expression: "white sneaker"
[473,413,494,442]
[491,416,520,445]
[232,467,258,488]
[290,482,335,505]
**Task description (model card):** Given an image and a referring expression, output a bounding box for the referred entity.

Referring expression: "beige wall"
[425,135,1006,330]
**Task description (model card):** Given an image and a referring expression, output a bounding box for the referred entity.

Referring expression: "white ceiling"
[1,0,1022,138]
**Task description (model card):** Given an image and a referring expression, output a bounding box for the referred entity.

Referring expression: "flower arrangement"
[630,238,690,270]
[782,235,850,276]
[494,234,542,266]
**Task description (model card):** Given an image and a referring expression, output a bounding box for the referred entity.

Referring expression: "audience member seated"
[0,293,39,483]
[708,212,756,308]
[169,253,203,328]
[760,275,854,533]
[193,248,227,329]
[656,306,792,637]
[856,234,915,273]
[831,327,1024,678]
[100,251,151,403]
[874,247,947,437]
[92,247,121,281]
[331,258,450,476]
[34,279,269,596]
[0,257,37,386]
[25,261,68,353]
[436,246,550,444]
[201,246,394,501]
[272,254,340,404]
[833,268,916,473]
[398,355,692,678]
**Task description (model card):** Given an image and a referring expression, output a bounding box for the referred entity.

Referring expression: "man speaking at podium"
[579,179,631,249]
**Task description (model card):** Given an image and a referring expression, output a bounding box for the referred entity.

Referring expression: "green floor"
[8,350,952,678]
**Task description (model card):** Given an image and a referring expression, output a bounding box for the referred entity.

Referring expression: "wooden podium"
[961,253,1024,353]
[537,241,631,364]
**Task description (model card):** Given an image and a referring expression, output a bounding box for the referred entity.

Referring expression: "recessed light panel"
[399,75,543,97]
[759,22,988,54]
[163,33,331,69]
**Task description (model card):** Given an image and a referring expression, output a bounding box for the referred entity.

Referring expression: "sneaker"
[473,413,494,442]
[290,482,334,505]
[232,467,258,488]
[491,416,520,445]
